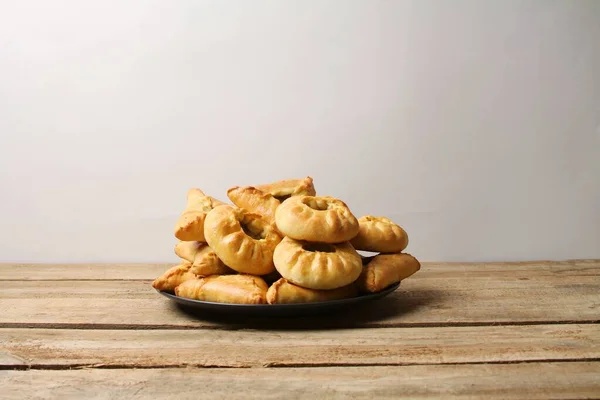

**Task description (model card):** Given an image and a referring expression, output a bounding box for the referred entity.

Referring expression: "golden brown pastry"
[275,195,359,243]
[174,274,268,304]
[226,186,280,222]
[273,237,363,290]
[255,176,316,202]
[357,253,420,293]
[151,263,198,292]
[174,241,234,276]
[204,205,283,275]
[174,189,225,242]
[350,216,409,253]
[266,278,358,304]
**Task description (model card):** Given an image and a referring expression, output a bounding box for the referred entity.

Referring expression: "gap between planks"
[2,359,600,371]
[0,320,599,331]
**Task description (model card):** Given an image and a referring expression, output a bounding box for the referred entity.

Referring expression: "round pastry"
[273,236,362,290]
[275,196,359,243]
[350,216,409,253]
[204,205,282,275]
[256,176,316,202]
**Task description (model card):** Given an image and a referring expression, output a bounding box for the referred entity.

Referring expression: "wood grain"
[1,259,597,280]
[1,324,599,368]
[0,263,172,281]
[2,363,599,399]
[0,260,598,328]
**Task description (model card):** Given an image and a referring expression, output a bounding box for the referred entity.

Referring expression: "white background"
[1,1,598,263]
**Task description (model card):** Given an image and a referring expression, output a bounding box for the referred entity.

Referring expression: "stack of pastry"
[152,176,421,305]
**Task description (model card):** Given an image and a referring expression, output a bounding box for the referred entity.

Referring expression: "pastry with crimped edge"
[275,195,359,243]
[255,176,316,202]
[151,263,197,292]
[350,216,409,253]
[266,278,357,304]
[227,186,280,222]
[204,205,282,276]
[273,237,362,290]
[174,189,225,242]
[175,274,268,304]
[357,253,420,293]
[174,241,234,276]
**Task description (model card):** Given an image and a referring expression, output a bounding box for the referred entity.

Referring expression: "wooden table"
[1,259,599,399]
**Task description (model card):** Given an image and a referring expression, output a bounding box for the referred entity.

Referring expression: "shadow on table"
[169,288,447,330]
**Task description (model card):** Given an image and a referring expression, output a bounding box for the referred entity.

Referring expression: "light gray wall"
[1,0,599,262]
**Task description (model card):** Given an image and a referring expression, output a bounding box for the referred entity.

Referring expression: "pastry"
[255,176,316,202]
[350,216,409,253]
[174,241,234,276]
[204,205,283,275]
[357,253,420,293]
[227,186,280,222]
[174,189,225,242]
[266,278,358,304]
[275,195,359,243]
[273,236,363,290]
[151,263,197,292]
[175,274,268,304]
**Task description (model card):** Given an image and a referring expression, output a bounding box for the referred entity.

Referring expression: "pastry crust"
[174,241,234,276]
[204,205,283,275]
[357,253,420,293]
[226,186,280,222]
[151,263,197,292]
[350,216,409,253]
[266,278,358,304]
[273,236,363,290]
[175,274,268,304]
[174,189,225,242]
[275,196,359,243]
[255,176,316,201]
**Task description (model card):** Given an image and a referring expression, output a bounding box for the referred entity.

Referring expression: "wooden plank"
[0,261,598,328]
[0,263,172,281]
[1,363,599,399]
[1,324,598,368]
[0,259,598,280]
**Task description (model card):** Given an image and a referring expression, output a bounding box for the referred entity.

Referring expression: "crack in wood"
[0,320,598,331]
[2,358,599,371]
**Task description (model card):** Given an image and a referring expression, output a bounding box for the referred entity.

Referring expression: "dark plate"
[156,282,400,317]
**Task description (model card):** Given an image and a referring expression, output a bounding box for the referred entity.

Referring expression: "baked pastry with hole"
[204,205,282,275]
[275,195,359,243]
[273,237,362,290]
[350,216,409,253]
